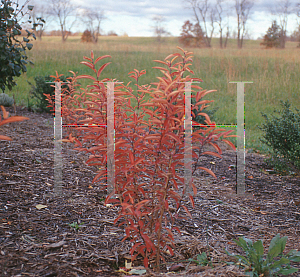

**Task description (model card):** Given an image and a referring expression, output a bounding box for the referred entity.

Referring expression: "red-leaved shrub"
[0,105,29,141]
[45,47,236,270]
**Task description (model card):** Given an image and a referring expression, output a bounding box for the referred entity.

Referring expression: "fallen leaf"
[169,263,185,272]
[44,240,66,249]
[36,204,47,210]
[128,268,147,275]
[294,200,300,206]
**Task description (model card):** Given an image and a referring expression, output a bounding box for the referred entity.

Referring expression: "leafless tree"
[186,0,216,47]
[215,0,230,48]
[152,16,171,42]
[49,0,78,42]
[294,1,300,46]
[81,9,105,43]
[271,0,292,48]
[235,0,254,48]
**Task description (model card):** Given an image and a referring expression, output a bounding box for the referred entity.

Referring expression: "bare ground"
[1,105,300,276]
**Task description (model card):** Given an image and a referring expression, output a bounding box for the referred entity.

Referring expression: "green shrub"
[191,96,218,131]
[28,75,70,113]
[258,100,300,175]
[226,234,300,276]
[0,93,14,107]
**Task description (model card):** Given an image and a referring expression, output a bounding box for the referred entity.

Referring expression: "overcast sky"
[27,0,300,39]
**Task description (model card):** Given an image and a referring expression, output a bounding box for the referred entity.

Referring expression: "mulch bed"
[1,105,300,276]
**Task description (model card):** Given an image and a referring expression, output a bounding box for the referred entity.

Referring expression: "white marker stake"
[184,82,193,196]
[229,81,253,194]
[54,82,63,195]
[107,82,115,195]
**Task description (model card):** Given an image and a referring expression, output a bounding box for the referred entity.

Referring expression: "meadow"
[6,35,300,154]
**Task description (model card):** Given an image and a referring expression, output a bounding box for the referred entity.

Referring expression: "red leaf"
[143,256,149,268]
[0,115,29,127]
[76,75,97,81]
[0,135,12,141]
[189,195,195,208]
[80,61,95,71]
[182,205,192,219]
[222,139,236,151]
[200,151,222,158]
[129,152,134,165]
[198,166,217,179]
[172,226,181,235]
[97,62,112,78]
[94,55,111,64]
[166,245,174,256]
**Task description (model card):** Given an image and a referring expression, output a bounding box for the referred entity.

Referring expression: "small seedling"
[68,222,84,231]
[188,252,212,267]
[226,234,300,276]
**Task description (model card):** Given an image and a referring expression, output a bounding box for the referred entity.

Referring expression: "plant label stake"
[107,82,115,195]
[54,81,63,196]
[52,81,120,196]
[229,81,253,194]
[184,82,193,196]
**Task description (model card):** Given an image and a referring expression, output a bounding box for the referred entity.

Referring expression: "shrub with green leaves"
[191,96,218,130]
[28,75,71,113]
[259,100,300,175]
[0,92,14,107]
[0,0,38,92]
[226,234,300,276]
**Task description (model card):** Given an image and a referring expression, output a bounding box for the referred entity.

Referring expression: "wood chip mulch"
[1,105,300,276]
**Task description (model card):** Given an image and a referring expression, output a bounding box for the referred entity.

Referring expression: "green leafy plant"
[28,75,71,113]
[258,100,300,175]
[188,252,212,267]
[226,234,300,276]
[45,47,236,270]
[0,105,29,141]
[0,92,14,107]
[68,221,84,231]
[191,95,218,131]
[0,0,40,92]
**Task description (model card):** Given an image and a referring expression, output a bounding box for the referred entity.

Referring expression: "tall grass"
[6,36,300,153]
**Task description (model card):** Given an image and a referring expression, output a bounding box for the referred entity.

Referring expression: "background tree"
[179,20,204,47]
[81,9,105,43]
[215,0,230,48]
[260,20,281,48]
[49,0,78,42]
[0,0,36,92]
[152,15,171,42]
[186,0,215,47]
[295,1,300,47]
[235,0,254,48]
[271,0,292,49]
[81,29,93,42]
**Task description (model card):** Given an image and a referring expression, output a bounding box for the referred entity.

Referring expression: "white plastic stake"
[184,82,193,196]
[229,81,253,194]
[54,82,63,195]
[107,82,115,195]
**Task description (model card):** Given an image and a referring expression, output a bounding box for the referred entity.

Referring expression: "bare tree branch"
[186,0,217,47]
[81,9,105,43]
[152,16,171,43]
[271,0,292,48]
[235,0,254,48]
[49,0,78,42]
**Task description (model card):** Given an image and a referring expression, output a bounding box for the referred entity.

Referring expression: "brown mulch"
[1,105,300,277]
